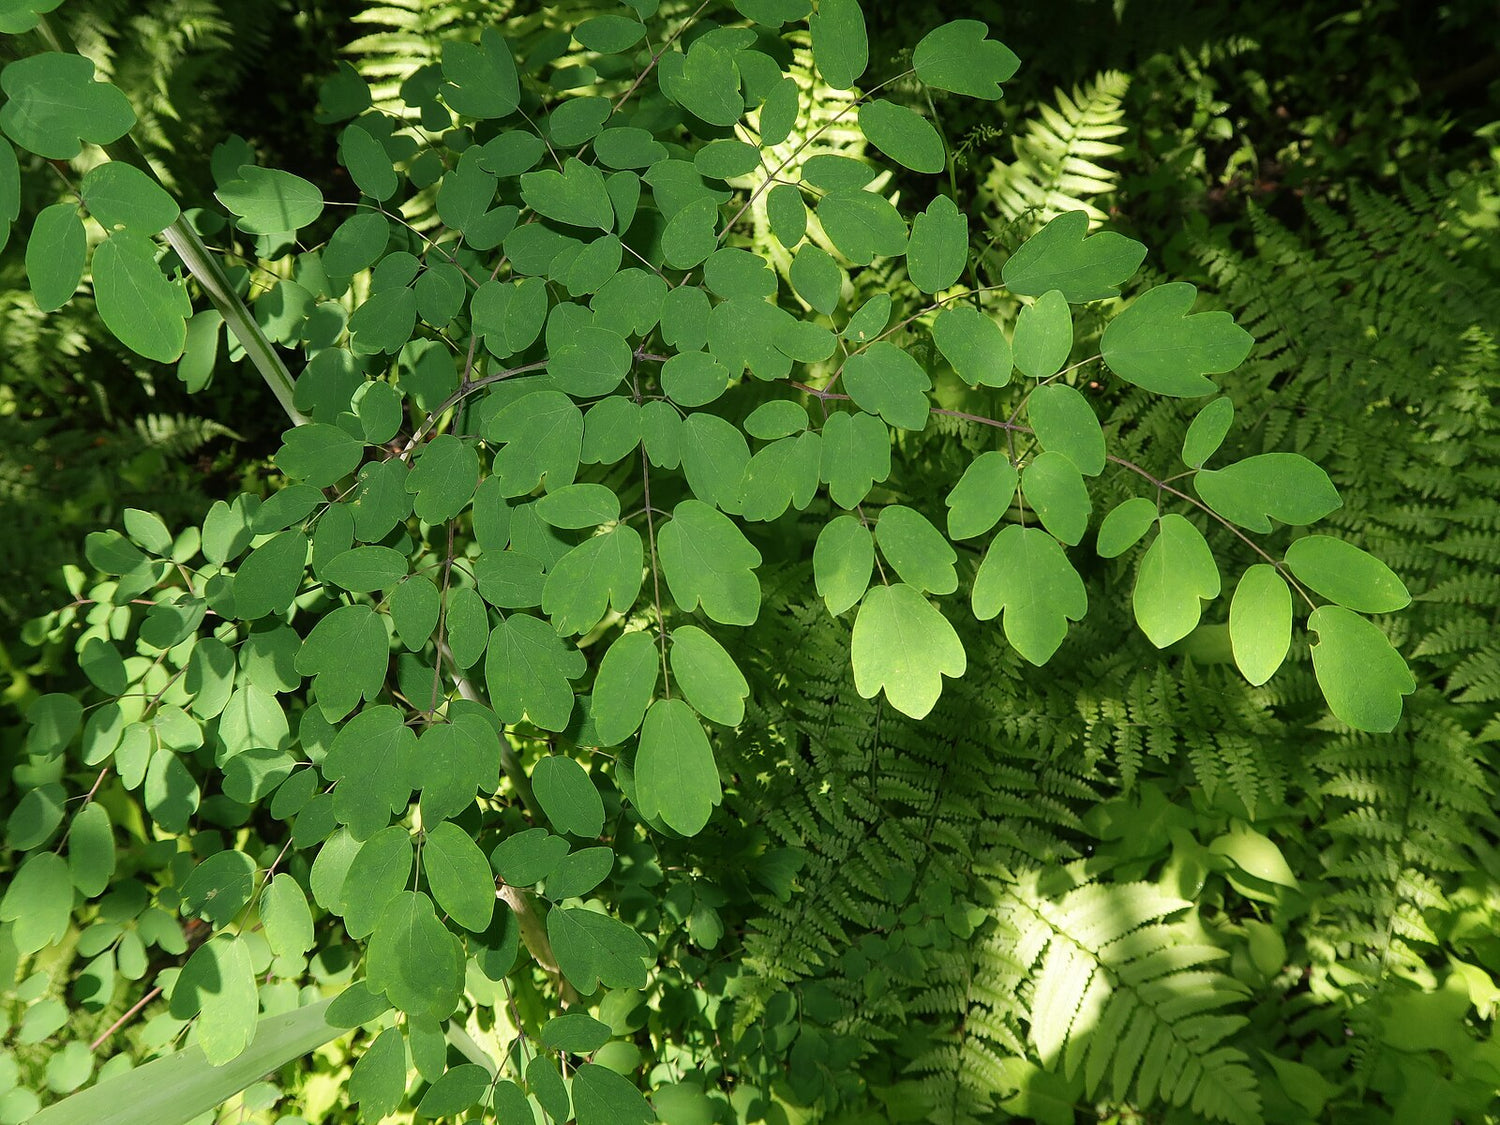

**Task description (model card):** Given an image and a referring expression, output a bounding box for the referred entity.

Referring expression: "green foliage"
[5,3,1495,1125]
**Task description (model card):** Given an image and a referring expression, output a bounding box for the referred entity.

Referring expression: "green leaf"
[413,715,498,824]
[485,613,586,731]
[1182,397,1234,469]
[405,434,479,522]
[11,788,65,852]
[473,276,547,357]
[668,41,744,126]
[1028,384,1104,475]
[1101,282,1253,396]
[217,165,323,234]
[418,1064,491,1119]
[340,125,398,201]
[526,1054,570,1122]
[1096,496,1158,558]
[1194,453,1342,533]
[1012,290,1073,379]
[1021,451,1091,545]
[80,161,178,234]
[1229,564,1292,686]
[349,1026,407,1123]
[321,706,417,840]
[261,874,314,957]
[907,195,968,294]
[814,514,874,616]
[0,53,135,159]
[819,409,890,508]
[340,825,414,939]
[323,546,407,592]
[972,524,1087,665]
[296,604,389,722]
[323,210,389,276]
[547,905,654,993]
[532,755,605,838]
[66,803,114,896]
[170,936,258,1064]
[669,625,749,727]
[441,28,519,119]
[0,851,71,954]
[636,697,721,835]
[233,530,306,619]
[422,820,495,932]
[1132,514,1221,648]
[591,630,659,746]
[366,891,463,1020]
[551,326,631,396]
[681,412,751,510]
[1004,213,1143,305]
[1209,825,1298,888]
[662,351,731,409]
[658,500,762,626]
[809,0,866,89]
[521,158,615,231]
[180,850,256,927]
[144,748,199,832]
[851,583,967,719]
[0,136,17,251]
[843,341,931,431]
[26,203,84,311]
[790,244,843,315]
[817,190,906,266]
[766,183,806,248]
[912,19,1019,100]
[932,307,1011,387]
[661,196,720,269]
[572,1063,654,1125]
[28,997,343,1125]
[875,505,957,594]
[544,847,614,900]
[390,577,440,653]
[858,99,944,173]
[1309,608,1410,731]
[487,391,584,496]
[275,422,363,487]
[92,232,191,362]
[542,526,644,636]
[491,828,568,886]
[576,14,646,52]
[542,1013,612,1054]
[536,484,620,529]
[945,451,1018,540]
[1284,535,1411,613]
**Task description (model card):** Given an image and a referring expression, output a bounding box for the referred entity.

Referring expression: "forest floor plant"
[0,1,1453,1122]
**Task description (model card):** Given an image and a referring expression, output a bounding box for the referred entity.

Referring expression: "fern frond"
[979,70,1130,228]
